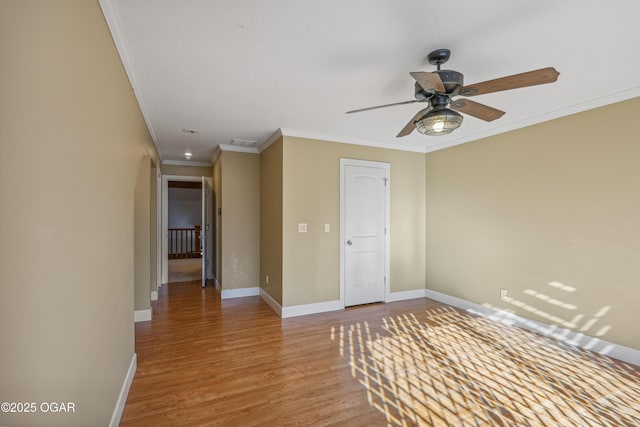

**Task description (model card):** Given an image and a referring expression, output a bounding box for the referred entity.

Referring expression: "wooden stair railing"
[168,225,201,259]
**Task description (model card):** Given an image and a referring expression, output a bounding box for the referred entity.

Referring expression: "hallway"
[120,281,391,426]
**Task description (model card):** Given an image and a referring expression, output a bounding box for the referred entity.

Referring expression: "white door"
[201,177,211,287]
[342,161,389,306]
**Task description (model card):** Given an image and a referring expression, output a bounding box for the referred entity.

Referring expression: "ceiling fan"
[346,49,560,137]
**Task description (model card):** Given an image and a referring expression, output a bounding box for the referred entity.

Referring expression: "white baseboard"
[259,288,342,318]
[221,286,260,299]
[425,289,640,366]
[260,289,427,319]
[108,353,137,427]
[259,288,282,316]
[150,291,158,301]
[386,288,427,303]
[282,299,343,318]
[134,308,152,322]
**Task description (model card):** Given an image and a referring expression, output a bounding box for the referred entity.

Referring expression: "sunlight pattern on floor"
[333,307,640,426]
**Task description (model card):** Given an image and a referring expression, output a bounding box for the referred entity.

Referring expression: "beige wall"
[260,139,284,304]
[282,137,426,306]
[162,164,212,177]
[0,1,158,426]
[219,151,261,290]
[425,97,640,350]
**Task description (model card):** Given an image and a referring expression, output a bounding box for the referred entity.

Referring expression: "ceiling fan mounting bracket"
[427,49,451,70]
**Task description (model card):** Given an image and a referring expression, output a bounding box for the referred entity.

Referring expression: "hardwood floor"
[120,282,640,426]
[167,258,202,283]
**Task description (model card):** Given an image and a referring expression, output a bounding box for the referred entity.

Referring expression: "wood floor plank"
[120,282,640,426]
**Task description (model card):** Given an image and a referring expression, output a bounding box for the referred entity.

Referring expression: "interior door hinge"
[383,177,388,187]
[384,276,386,284]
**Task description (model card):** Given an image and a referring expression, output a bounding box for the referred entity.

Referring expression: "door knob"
[346,240,352,246]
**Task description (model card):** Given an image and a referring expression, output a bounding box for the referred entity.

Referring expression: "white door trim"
[339,158,390,308]
[200,177,214,287]
[161,175,204,285]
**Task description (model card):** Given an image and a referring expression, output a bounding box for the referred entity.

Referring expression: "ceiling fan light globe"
[432,121,445,132]
[415,108,463,136]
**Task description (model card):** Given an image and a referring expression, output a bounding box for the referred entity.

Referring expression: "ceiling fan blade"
[460,67,560,97]
[451,99,505,122]
[410,72,445,93]
[346,99,423,114]
[397,107,429,137]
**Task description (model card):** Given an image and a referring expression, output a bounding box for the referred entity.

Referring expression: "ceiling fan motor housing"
[435,70,464,95]
[430,94,450,109]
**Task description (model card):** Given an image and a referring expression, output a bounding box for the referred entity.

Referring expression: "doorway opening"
[161,175,214,288]
[167,180,202,282]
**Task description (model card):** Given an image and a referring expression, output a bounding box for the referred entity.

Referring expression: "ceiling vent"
[230,139,257,147]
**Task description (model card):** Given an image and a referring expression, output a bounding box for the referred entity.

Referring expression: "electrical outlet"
[500,288,508,300]
[265,274,269,285]
[324,223,330,232]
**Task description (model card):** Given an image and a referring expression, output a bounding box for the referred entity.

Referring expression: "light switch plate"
[298,223,308,233]
[324,224,330,232]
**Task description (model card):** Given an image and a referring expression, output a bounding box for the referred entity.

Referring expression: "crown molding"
[424,86,640,154]
[211,146,221,164]
[259,129,284,152]
[277,128,426,153]
[162,160,212,167]
[265,88,640,156]
[99,0,163,159]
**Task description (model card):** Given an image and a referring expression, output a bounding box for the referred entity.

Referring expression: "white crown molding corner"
[211,146,222,163]
[108,353,137,427]
[259,129,284,153]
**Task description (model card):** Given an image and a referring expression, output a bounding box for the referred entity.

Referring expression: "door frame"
[339,158,391,308]
[161,175,210,285]
[154,166,162,298]
[200,176,215,287]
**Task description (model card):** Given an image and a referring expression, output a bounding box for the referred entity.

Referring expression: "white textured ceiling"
[101,0,640,164]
